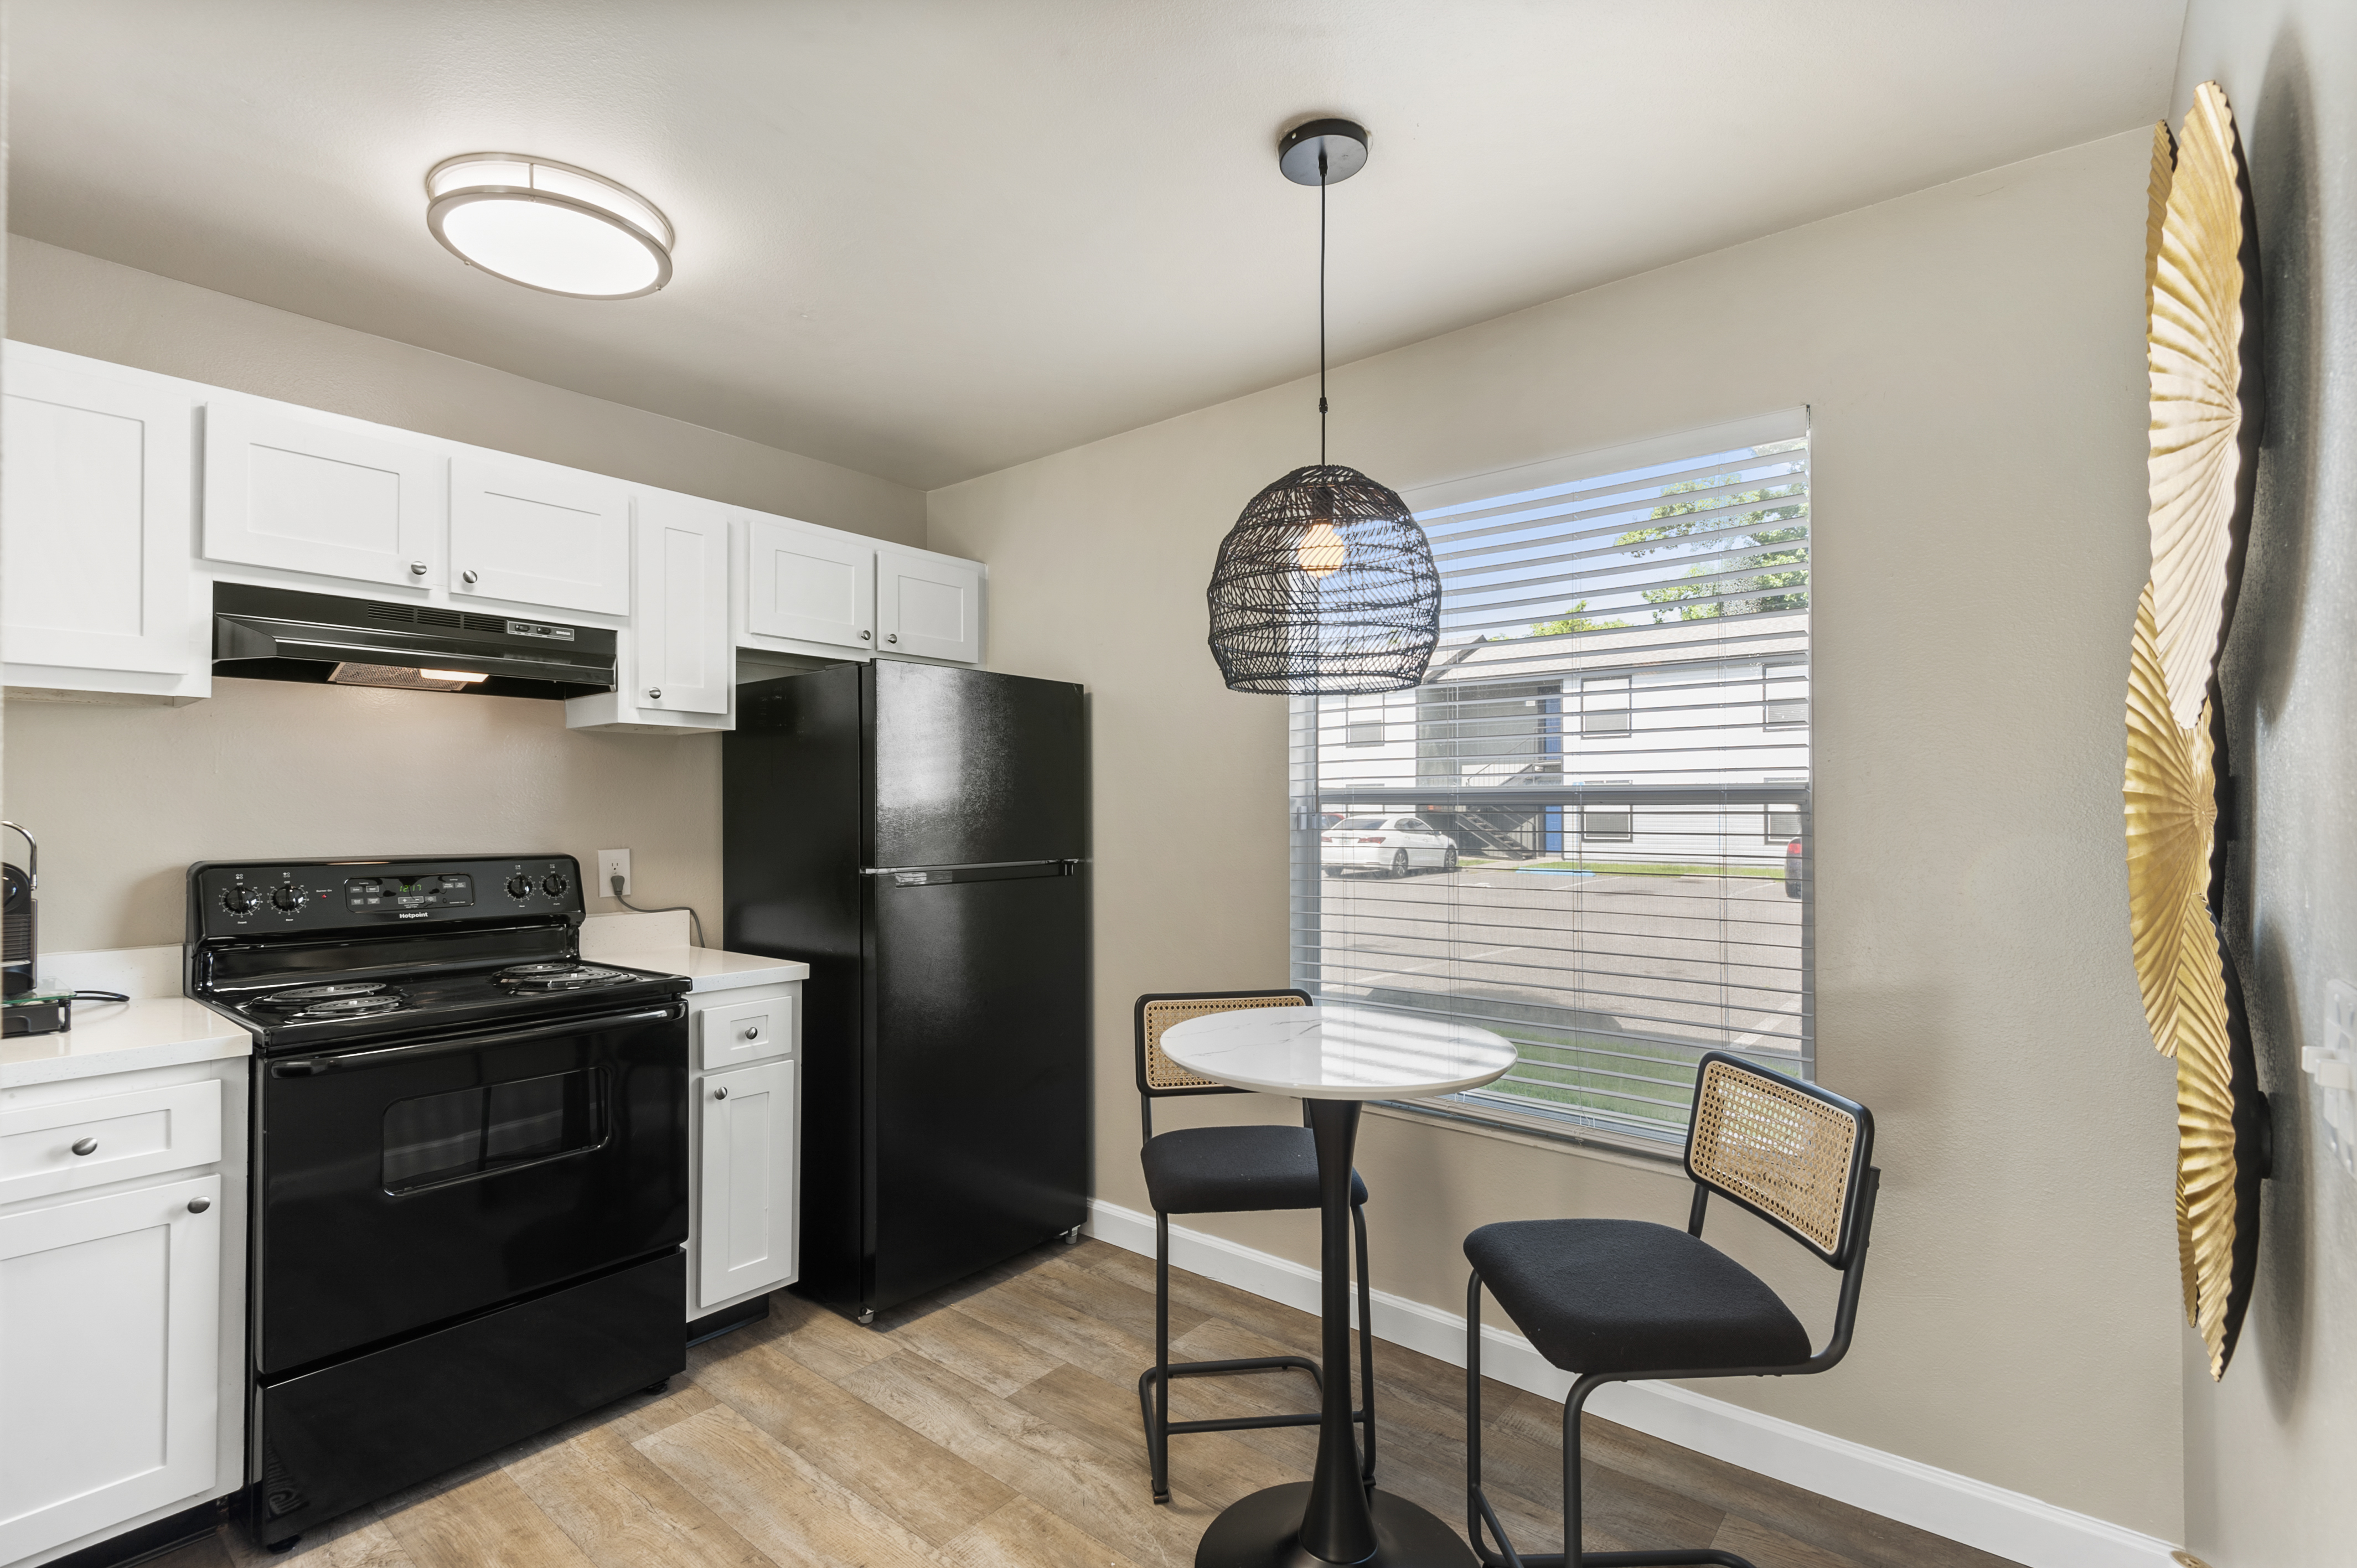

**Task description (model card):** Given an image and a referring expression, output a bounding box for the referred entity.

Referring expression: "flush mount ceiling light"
[425,153,674,299]
[1207,118,1440,695]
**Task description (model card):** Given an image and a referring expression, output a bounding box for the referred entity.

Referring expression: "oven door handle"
[266,1001,686,1076]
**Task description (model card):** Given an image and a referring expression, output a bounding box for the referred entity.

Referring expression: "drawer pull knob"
[70,1137,97,1157]
[408,560,428,577]
[713,1086,728,1100]
[462,569,479,586]
[187,1197,211,1214]
[742,1025,762,1042]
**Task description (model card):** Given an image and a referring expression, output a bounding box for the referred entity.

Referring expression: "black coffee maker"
[3,822,35,998]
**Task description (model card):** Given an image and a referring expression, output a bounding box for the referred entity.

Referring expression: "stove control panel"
[189,855,586,938]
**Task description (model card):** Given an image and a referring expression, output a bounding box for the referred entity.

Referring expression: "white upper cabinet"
[632,491,731,717]
[450,454,630,617]
[876,546,984,664]
[743,516,875,651]
[204,401,444,589]
[1,355,199,684]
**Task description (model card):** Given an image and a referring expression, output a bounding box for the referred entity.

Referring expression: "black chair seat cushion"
[1466,1218,1810,1375]
[1143,1125,1368,1215]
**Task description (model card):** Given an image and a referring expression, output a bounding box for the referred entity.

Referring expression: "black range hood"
[213,583,617,700]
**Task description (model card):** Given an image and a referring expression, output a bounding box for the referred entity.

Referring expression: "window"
[1291,412,1811,1146]
[1764,660,1807,728]
[1345,722,1384,746]
[1580,675,1632,738]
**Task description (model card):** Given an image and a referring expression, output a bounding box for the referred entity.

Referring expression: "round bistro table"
[1157,1004,1518,1567]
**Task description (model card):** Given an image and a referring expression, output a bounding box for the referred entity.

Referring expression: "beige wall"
[2169,6,2357,1566]
[5,235,926,546]
[929,131,2185,1538]
[3,678,718,953]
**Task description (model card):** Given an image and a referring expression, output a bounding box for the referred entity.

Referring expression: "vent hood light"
[329,664,484,692]
[425,153,673,299]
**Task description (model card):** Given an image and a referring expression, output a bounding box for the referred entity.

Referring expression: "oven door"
[255,1001,688,1376]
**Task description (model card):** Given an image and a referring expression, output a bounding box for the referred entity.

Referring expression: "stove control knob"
[272,885,304,912]
[506,874,534,899]
[542,872,571,898]
[222,886,259,915]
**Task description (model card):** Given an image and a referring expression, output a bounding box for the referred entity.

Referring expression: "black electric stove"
[186,855,691,1552]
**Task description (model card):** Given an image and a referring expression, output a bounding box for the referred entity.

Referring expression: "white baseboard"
[1086,1199,2180,1568]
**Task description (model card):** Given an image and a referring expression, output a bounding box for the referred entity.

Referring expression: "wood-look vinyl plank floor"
[152,1236,2020,1568]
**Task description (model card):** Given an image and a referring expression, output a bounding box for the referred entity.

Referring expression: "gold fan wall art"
[2127,82,2268,1380]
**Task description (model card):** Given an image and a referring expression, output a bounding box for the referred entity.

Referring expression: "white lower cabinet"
[688,984,800,1318]
[0,1173,220,1564]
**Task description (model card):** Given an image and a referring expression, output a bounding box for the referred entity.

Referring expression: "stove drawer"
[0,1079,223,1205]
[696,994,793,1072]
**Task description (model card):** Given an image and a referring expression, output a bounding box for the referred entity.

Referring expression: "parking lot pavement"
[1304,865,1804,1055]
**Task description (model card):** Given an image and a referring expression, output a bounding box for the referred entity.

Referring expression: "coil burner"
[252,982,407,1020]
[495,962,631,992]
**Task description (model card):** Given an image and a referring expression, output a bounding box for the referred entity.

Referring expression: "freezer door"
[867,865,1088,1311]
[868,661,1086,868]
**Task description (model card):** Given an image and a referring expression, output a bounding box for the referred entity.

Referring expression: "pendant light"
[1207,118,1440,695]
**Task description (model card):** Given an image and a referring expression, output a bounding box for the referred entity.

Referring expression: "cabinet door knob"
[70,1137,97,1157]
[647,688,662,701]
[886,633,898,644]
[742,1024,762,1042]
[462,569,479,586]
[408,560,428,577]
[713,1085,728,1100]
[860,629,872,640]
[187,1197,211,1214]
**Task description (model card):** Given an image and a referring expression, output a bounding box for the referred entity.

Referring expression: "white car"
[1320,815,1459,878]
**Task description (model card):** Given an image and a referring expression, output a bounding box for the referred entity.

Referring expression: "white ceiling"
[7,1,2186,490]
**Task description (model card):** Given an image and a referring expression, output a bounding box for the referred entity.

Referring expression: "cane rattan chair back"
[1684,1051,1873,1267]
[1135,990,1310,1103]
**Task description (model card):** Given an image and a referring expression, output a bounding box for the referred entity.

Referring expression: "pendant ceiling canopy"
[2125,81,2269,1381]
[1207,118,1441,696]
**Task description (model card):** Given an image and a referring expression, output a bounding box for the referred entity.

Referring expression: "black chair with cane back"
[1462,1051,1880,1568]
[1133,990,1376,1505]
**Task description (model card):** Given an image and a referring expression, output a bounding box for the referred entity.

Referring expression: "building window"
[1580,675,1632,738]
[1290,412,1811,1147]
[1764,660,1807,728]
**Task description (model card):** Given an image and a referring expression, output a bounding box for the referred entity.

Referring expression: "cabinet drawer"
[0,1079,223,1205]
[696,995,793,1072]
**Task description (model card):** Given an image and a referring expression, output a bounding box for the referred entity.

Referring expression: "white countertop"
[600,946,809,993]
[1,997,252,1089]
[1159,1005,1519,1101]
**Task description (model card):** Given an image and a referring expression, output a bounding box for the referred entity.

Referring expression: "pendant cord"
[1318,149,1329,467]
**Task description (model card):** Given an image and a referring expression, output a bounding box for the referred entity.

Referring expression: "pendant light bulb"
[1298,515,1347,579]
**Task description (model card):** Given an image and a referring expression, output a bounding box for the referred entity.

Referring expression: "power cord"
[71,990,129,1003]
[611,874,704,949]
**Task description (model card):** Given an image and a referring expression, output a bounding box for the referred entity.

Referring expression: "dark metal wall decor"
[2127,82,2270,1380]
[1207,118,1441,695]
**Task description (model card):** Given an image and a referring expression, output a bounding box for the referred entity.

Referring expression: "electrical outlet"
[2303,979,2357,1176]
[597,849,632,898]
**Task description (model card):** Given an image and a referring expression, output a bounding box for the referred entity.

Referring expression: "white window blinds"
[1289,412,1811,1146]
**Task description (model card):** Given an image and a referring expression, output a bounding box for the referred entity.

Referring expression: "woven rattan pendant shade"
[1207,118,1441,695]
[1208,464,1440,694]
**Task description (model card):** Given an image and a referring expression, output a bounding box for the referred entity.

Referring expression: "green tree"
[1528,599,1628,636]
[1617,441,1807,622]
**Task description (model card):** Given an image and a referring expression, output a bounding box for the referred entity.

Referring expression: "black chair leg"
[1150,1211,1172,1502]
[1354,1199,1377,1488]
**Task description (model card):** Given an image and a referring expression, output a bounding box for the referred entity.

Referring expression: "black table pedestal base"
[1196,1483,1476,1567]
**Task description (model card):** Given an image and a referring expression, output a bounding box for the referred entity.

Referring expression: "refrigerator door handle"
[864,859,1083,887]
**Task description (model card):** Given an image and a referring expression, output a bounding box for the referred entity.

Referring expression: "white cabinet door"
[745,517,873,650]
[1,360,197,677]
[633,493,730,716]
[0,1174,220,1564]
[696,1059,797,1311]
[450,456,630,616]
[876,547,983,664]
[204,402,443,588]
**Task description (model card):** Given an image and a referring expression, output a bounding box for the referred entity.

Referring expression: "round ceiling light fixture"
[425,153,674,299]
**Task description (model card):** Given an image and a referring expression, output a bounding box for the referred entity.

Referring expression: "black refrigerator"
[723,659,1089,1322]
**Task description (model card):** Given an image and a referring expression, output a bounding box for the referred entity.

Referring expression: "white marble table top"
[1158,1005,1518,1101]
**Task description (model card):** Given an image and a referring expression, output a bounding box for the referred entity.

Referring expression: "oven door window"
[381,1069,608,1193]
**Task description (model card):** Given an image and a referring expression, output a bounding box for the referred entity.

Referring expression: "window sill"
[1364,1098,1687,1176]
